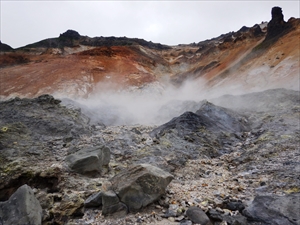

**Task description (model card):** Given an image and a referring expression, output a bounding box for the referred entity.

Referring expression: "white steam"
[67,79,211,126]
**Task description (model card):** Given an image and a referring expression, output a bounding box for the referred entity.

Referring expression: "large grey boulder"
[243,193,300,225]
[110,164,173,212]
[0,184,42,225]
[65,145,110,174]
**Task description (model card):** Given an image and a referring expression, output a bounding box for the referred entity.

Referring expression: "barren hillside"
[0,9,299,99]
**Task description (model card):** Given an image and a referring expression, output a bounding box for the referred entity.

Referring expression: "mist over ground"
[60,79,257,126]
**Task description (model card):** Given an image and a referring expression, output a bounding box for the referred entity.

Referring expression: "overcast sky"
[1,1,299,48]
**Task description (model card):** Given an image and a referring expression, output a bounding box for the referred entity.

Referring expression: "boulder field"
[0,88,299,224]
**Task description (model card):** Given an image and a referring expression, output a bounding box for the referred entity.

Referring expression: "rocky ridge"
[0,7,299,99]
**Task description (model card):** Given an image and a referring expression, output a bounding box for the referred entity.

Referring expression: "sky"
[1,1,299,49]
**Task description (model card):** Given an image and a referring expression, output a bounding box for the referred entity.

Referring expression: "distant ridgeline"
[19,29,171,50]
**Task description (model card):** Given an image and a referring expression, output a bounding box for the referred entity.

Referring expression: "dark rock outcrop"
[59,29,81,40]
[265,7,288,40]
[65,145,111,175]
[255,6,293,50]
[151,101,249,139]
[0,94,91,143]
[22,30,170,50]
[0,184,42,225]
[0,41,13,51]
[58,30,81,48]
[243,193,300,225]
[148,100,251,164]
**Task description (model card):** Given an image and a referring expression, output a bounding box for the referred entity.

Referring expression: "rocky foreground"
[0,88,299,225]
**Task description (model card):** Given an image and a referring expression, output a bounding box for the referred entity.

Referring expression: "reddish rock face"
[0,15,299,99]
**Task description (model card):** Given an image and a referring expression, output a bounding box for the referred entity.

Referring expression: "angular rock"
[243,193,300,225]
[102,190,120,208]
[0,184,42,225]
[101,190,128,217]
[65,145,110,174]
[84,192,102,208]
[110,164,173,212]
[186,206,210,225]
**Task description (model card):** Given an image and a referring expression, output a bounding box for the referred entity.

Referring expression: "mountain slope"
[0,8,299,99]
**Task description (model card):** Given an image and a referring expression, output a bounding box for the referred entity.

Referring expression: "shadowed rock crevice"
[0,169,61,201]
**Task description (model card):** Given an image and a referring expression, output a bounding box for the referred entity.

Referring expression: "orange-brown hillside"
[0,12,299,99]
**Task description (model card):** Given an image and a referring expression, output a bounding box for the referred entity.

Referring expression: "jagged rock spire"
[265,6,288,40]
[271,6,284,23]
